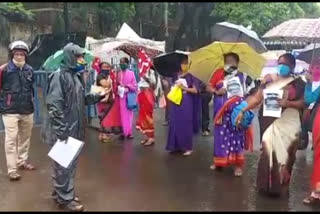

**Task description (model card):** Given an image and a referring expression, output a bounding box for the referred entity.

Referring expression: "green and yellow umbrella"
[188,42,266,83]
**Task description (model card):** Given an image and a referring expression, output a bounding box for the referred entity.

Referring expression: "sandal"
[143,139,155,146]
[18,162,36,171]
[98,133,103,141]
[210,165,216,170]
[52,191,81,202]
[102,135,112,143]
[127,135,134,139]
[234,168,243,177]
[182,151,193,156]
[8,172,21,181]
[303,195,320,205]
[140,140,148,145]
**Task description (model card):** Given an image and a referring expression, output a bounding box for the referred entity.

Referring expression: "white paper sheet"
[90,85,105,94]
[312,81,320,92]
[175,78,188,88]
[117,86,125,98]
[223,76,244,98]
[263,89,284,118]
[48,137,84,169]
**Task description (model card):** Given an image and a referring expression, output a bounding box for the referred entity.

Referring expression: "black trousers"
[201,92,212,132]
[52,157,79,204]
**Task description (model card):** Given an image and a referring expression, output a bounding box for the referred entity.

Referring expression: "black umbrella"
[152,51,190,77]
[296,43,320,64]
[211,22,267,54]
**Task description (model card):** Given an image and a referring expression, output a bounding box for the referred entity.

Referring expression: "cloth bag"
[167,85,183,105]
[127,91,138,110]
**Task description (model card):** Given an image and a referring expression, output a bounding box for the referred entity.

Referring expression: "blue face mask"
[74,64,85,72]
[277,64,291,77]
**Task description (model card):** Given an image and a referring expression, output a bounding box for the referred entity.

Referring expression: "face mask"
[181,64,189,73]
[224,64,237,74]
[74,58,87,72]
[12,58,25,68]
[74,64,85,72]
[120,64,128,71]
[277,64,291,77]
[101,69,110,76]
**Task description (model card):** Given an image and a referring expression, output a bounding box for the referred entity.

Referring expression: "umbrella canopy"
[211,22,267,54]
[152,51,190,77]
[188,42,266,83]
[115,43,162,59]
[42,48,94,71]
[263,18,320,43]
[296,43,320,64]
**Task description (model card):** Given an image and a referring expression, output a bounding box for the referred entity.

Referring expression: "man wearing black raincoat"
[43,43,106,211]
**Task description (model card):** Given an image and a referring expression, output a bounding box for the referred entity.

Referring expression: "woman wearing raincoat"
[233,53,306,196]
[303,62,320,204]
[207,52,256,177]
[165,55,200,156]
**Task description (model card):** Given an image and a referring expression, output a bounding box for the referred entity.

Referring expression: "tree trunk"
[63,2,69,33]
[164,2,169,37]
[197,3,215,48]
[173,3,202,51]
[173,4,190,51]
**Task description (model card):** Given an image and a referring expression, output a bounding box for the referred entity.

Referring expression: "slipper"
[234,168,243,177]
[303,195,320,205]
[18,162,36,170]
[140,140,148,145]
[127,135,134,139]
[8,172,21,181]
[182,151,193,156]
[143,140,155,146]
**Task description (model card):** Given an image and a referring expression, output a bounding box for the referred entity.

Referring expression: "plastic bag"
[167,85,183,105]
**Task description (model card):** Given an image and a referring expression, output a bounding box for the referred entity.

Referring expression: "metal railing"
[0,64,139,131]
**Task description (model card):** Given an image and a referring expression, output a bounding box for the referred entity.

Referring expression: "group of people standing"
[1,40,320,211]
[94,57,158,146]
[158,51,320,205]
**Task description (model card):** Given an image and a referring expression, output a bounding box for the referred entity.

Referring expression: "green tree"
[210,3,310,36]
[0,3,34,44]
[298,2,320,18]
[69,2,135,36]
[0,2,34,20]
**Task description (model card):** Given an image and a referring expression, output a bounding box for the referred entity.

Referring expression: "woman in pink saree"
[117,57,137,140]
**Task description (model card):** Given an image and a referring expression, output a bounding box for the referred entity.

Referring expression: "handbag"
[159,94,167,108]
[127,91,137,110]
[167,85,183,105]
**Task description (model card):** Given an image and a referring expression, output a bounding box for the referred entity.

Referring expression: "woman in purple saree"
[166,56,200,156]
[207,53,255,177]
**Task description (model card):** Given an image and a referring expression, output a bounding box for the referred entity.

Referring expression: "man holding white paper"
[43,43,107,212]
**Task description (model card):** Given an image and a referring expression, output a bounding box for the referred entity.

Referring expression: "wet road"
[0,109,319,211]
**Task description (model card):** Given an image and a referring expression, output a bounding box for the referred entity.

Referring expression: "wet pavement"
[0,109,320,211]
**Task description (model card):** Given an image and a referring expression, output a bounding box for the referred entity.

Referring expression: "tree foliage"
[3,2,320,50]
[211,3,320,36]
[69,2,135,36]
[0,2,34,21]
